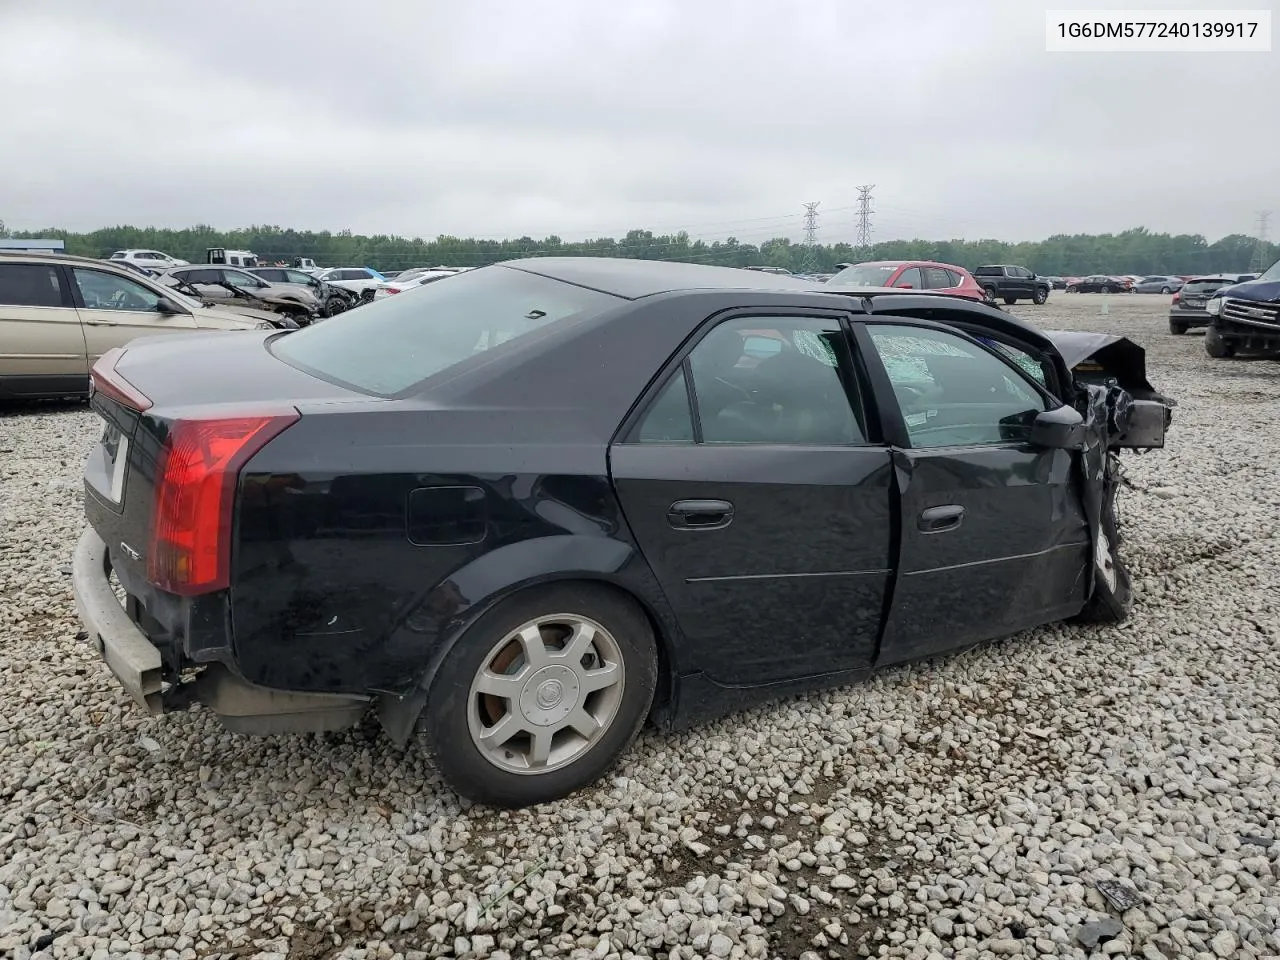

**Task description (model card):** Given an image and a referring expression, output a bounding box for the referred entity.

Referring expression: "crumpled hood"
[1214,278,1280,303]
[1042,330,1135,371]
[1042,330,1163,398]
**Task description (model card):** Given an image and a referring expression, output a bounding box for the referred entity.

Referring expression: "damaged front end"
[1045,331,1174,615]
[1044,330,1174,451]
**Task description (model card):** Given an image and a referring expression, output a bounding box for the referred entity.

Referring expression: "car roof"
[0,250,148,271]
[502,257,820,299]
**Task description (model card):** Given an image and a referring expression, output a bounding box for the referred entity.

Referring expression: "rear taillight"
[89,347,152,411]
[148,412,299,596]
[1171,292,1180,304]
[387,287,402,295]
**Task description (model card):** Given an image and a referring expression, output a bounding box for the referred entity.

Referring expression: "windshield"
[828,263,901,287]
[1257,259,1280,282]
[271,265,622,397]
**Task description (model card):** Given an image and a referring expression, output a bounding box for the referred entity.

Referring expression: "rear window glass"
[1183,279,1231,292]
[271,266,621,396]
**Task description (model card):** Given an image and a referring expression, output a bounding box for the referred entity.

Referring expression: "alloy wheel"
[467,613,626,775]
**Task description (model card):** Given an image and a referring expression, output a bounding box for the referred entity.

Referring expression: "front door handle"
[668,499,734,531]
[919,504,964,533]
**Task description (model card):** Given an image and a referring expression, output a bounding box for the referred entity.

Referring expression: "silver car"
[1134,275,1184,294]
[157,265,321,323]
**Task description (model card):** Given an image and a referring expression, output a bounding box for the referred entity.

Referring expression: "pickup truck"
[972,265,1052,305]
[1202,259,1280,358]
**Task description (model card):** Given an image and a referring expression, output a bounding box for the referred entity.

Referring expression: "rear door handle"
[919,504,964,533]
[668,499,734,531]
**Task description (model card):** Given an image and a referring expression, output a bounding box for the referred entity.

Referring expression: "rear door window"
[0,263,65,307]
[923,267,954,289]
[178,268,221,284]
[893,267,923,289]
[631,315,867,446]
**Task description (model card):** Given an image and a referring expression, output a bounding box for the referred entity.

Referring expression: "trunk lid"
[110,330,365,408]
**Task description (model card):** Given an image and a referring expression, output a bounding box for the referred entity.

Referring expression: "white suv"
[315,267,385,295]
[108,249,189,271]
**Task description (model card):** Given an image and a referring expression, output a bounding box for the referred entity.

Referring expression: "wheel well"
[508,577,678,723]
[377,575,681,747]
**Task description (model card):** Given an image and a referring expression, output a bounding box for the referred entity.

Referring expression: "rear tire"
[1003,296,1017,305]
[1168,319,1188,335]
[419,583,657,808]
[1066,285,1078,293]
[1074,490,1132,624]
[1205,326,1234,359]
[1161,286,1172,294]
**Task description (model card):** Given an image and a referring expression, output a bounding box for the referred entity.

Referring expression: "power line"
[854,185,876,256]
[1251,210,1272,272]
[801,202,820,272]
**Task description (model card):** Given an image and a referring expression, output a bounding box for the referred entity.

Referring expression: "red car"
[827,260,988,302]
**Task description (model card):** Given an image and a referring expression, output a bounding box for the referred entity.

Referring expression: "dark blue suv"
[1204,259,1280,358]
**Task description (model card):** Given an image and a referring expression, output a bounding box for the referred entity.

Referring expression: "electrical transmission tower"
[854,185,876,256]
[801,202,820,271]
[1251,211,1272,272]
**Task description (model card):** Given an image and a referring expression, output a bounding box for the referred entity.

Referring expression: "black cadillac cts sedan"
[73,258,1172,807]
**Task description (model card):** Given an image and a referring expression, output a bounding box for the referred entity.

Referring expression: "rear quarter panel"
[229,407,677,696]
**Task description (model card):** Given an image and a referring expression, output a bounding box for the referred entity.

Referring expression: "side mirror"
[1029,404,1085,450]
[155,296,183,315]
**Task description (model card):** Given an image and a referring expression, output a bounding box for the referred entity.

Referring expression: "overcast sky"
[0,0,1274,246]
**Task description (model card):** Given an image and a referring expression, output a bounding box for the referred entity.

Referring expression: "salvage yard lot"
[0,294,1276,959]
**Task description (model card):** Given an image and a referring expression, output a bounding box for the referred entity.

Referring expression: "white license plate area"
[86,425,130,505]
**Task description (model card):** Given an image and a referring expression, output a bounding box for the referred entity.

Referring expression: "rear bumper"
[1170,309,1210,328]
[73,526,371,732]
[72,526,165,714]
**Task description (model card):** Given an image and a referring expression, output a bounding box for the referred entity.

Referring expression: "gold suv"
[0,252,291,400]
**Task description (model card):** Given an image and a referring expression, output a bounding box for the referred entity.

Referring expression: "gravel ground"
[0,293,1276,960]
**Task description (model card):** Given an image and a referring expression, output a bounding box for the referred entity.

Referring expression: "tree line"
[5,222,1274,277]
